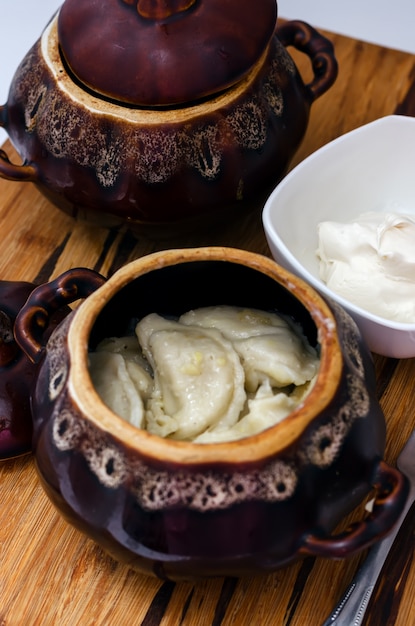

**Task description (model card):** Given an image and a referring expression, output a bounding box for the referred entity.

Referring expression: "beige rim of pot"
[69,247,342,465]
[43,15,273,126]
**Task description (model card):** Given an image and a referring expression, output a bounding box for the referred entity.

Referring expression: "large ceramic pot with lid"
[14,247,408,580]
[0,1,337,235]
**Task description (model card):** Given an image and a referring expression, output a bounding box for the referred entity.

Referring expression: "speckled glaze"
[0,281,70,460]
[0,5,337,234]
[14,248,407,580]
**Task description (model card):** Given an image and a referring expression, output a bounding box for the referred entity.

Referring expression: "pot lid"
[57,0,277,107]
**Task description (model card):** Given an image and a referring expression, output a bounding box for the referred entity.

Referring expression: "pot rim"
[68,247,342,465]
[41,15,275,126]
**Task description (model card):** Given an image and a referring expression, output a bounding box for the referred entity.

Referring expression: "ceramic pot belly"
[14,250,406,580]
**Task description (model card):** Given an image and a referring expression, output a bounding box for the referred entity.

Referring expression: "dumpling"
[88,306,320,444]
[88,351,149,428]
[94,335,153,398]
[179,306,319,392]
[95,336,152,371]
[180,306,290,339]
[136,313,246,440]
[193,379,307,443]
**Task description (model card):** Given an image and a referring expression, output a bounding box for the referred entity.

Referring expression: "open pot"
[0,1,337,235]
[13,248,407,580]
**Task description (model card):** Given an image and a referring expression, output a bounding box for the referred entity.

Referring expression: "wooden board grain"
[1,25,415,626]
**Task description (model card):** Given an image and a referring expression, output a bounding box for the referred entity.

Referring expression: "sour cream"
[317,212,415,323]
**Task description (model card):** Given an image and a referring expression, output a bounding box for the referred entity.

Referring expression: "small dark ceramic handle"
[0,147,38,182]
[276,20,338,102]
[0,105,38,182]
[15,268,106,364]
[301,461,409,558]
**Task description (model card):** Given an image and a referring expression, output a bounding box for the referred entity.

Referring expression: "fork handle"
[322,487,415,626]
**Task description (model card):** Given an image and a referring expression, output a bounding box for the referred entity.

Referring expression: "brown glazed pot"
[14,248,408,580]
[0,281,70,460]
[0,0,338,235]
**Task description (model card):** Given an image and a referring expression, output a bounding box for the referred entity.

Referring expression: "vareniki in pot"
[14,248,407,580]
[0,1,337,234]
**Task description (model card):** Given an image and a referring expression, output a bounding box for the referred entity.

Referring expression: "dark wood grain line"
[140,581,176,626]
[395,64,415,116]
[92,227,120,275]
[33,232,71,284]
[283,558,316,625]
[375,357,399,402]
[107,228,139,277]
[211,577,238,626]
[179,586,195,624]
[363,501,415,626]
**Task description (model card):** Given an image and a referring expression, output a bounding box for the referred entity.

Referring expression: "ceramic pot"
[0,280,69,460]
[0,0,338,235]
[14,248,407,580]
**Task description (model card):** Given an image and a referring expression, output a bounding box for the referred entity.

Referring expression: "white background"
[1,1,415,145]
[277,0,415,55]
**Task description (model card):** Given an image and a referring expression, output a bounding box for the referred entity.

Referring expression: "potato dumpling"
[89,306,319,442]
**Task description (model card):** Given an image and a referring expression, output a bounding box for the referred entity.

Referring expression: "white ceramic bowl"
[263,115,415,358]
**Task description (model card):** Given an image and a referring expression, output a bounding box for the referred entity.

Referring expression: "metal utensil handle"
[322,483,415,625]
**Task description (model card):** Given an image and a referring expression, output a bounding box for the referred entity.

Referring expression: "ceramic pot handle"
[0,105,38,182]
[301,460,409,558]
[277,20,338,102]
[15,268,106,364]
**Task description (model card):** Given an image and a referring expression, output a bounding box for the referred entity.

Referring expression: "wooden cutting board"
[1,25,415,626]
